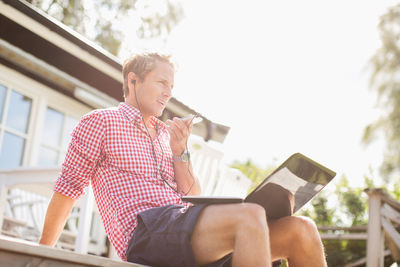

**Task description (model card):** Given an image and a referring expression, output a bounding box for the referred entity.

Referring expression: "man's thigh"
[191,202,266,266]
[191,203,240,264]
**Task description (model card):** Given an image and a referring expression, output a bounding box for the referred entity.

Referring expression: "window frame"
[38,106,80,166]
[0,79,38,169]
[0,64,91,169]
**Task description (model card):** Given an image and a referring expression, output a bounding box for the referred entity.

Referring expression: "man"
[40,52,327,267]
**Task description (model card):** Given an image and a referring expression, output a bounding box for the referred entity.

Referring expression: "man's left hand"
[166,117,192,156]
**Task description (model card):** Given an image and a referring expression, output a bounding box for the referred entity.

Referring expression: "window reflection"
[0,84,6,122]
[38,107,79,167]
[6,90,32,133]
[41,108,63,147]
[0,132,25,169]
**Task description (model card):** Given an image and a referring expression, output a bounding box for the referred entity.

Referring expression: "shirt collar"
[118,102,167,133]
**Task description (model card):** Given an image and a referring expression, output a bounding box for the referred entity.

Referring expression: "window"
[37,107,79,166]
[0,84,33,169]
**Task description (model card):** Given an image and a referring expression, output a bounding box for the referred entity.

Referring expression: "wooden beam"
[344,250,391,267]
[381,203,400,226]
[365,188,384,267]
[384,231,400,262]
[320,233,367,240]
[381,216,400,249]
[381,192,400,212]
[0,235,143,266]
[318,226,367,231]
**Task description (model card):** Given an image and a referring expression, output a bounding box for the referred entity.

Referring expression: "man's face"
[127,60,174,118]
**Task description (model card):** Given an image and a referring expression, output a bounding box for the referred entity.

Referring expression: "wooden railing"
[0,167,101,256]
[365,188,400,267]
[318,225,368,241]
[318,188,400,267]
[0,235,143,267]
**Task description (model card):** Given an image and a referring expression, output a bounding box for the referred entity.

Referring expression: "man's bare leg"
[268,216,327,267]
[191,203,271,267]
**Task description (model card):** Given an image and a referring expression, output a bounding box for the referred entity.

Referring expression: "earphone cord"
[155,117,197,195]
[133,86,196,195]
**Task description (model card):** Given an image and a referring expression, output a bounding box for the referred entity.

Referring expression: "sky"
[120,0,399,189]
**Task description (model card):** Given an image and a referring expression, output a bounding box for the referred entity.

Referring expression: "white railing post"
[0,177,7,231]
[366,189,384,267]
[74,186,94,254]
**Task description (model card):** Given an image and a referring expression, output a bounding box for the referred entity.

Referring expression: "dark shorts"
[126,204,282,267]
[126,204,232,267]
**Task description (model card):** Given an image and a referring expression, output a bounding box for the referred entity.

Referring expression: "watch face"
[182,152,189,162]
[174,150,190,162]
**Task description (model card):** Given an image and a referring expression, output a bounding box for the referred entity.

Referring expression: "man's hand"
[165,117,201,195]
[166,117,192,156]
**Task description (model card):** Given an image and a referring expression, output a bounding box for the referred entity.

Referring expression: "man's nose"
[163,87,172,98]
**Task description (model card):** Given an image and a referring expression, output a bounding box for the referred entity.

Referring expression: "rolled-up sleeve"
[54,111,105,199]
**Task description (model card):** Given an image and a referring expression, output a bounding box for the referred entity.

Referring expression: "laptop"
[182,153,336,219]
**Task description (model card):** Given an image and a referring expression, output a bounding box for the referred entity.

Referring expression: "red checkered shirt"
[54,102,190,260]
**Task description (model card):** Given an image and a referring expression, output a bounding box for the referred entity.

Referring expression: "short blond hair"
[122,52,174,98]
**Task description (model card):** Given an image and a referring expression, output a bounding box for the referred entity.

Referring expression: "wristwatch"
[173,149,190,162]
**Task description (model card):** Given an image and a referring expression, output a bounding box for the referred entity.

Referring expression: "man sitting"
[40,52,327,267]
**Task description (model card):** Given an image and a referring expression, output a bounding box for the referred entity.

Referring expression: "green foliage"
[299,176,368,227]
[323,239,367,267]
[297,175,369,266]
[363,3,400,180]
[23,0,184,56]
[230,159,274,192]
[392,178,400,200]
[136,0,184,39]
[310,194,334,225]
[335,176,368,226]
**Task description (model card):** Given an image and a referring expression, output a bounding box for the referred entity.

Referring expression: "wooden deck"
[0,235,146,267]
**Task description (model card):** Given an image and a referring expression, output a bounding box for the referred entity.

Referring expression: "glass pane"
[41,108,63,147]
[37,146,59,167]
[0,131,25,169]
[0,84,6,122]
[6,90,32,133]
[63,116,79,149]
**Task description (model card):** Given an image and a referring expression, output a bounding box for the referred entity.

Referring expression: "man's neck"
[124,100,152,129]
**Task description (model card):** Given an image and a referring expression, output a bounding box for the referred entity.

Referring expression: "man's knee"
[236,203,268,233]
[290,216,321,245]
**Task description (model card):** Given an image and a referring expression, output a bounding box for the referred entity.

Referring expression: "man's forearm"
[39,192,75,246]
[174,161,201,196]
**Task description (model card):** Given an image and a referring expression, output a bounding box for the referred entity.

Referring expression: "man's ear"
[127,72,138,87]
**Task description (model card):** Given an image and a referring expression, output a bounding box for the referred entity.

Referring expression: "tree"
[299,176,369,267]
[363,3,400,181]
[24,0,184,56]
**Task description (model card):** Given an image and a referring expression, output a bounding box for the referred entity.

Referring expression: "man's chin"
[154,109,164,118]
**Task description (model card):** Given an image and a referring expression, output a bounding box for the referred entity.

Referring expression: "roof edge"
[2,0,122,69]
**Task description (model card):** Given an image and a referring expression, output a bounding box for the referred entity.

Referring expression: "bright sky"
[121,0,399,188]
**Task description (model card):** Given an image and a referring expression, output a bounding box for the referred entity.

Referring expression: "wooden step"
[0,235,146,267]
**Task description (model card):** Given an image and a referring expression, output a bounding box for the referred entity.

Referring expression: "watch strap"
[173,149,190,162]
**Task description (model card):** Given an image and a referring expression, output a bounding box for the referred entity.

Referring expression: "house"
[0,0,251,259]
[0,0,230,169]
